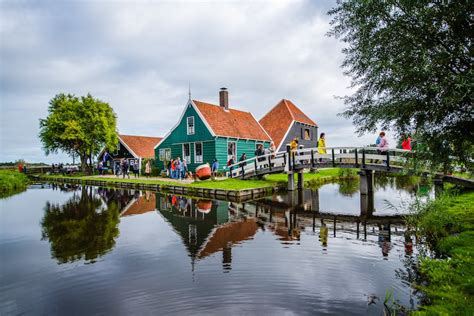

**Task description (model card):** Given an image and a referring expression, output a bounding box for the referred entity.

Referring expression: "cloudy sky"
[1,0,386,163]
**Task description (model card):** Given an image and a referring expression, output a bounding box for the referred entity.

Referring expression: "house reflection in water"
[120,191,156,217]
[156,195,259,272]
[155,188,405,270]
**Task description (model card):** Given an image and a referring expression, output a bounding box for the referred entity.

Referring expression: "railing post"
[254,159,258,175]
[362,149,366,168]
[311,149,315,168]
[268,155,272,171]
[355,148,359,167]
[286,144,292,171]
[386,150,390,171]
[332,148,335,167]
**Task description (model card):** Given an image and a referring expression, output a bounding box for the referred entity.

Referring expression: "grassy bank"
[0,170,29,198]
[408,190,474,315]
[42,168,357,191]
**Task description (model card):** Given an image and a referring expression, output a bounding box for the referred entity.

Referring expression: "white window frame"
[304,128,311,141]
[194,142,203,163]
[159,148,171,161]
[182,143,191,163]
[187,116,195,135]
[227,141,237,162]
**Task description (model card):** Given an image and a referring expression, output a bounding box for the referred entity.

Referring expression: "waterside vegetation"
[407,190,474,315]
[0,170,29,198]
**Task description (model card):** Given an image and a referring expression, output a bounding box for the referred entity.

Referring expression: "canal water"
[0,177,429,315]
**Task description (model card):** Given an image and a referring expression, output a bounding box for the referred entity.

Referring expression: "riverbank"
[410,190,474,315]
[0,170,29,198]
[38,168,358,201]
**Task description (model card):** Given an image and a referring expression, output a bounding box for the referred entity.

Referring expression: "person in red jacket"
[401,134,412,150]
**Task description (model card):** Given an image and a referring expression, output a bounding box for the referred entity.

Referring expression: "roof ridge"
[282,99,296,120]
[119,134,162,139]
[193,99,252,115]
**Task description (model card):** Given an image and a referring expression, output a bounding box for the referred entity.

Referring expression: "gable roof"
[192,100,271,141]
[259,99,317,150]
[119,134,162,158]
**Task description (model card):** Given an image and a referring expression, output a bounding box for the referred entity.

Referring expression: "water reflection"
[41,185,121,264]
[1,180,424,314]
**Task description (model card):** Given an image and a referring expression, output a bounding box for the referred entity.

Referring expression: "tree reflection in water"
[41,186,120,264]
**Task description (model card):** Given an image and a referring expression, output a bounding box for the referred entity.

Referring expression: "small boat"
[197,200,212,214]
[195,164,212,180]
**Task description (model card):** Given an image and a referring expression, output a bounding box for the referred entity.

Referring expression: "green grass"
[0,170,29,198]
[409,191,474,315]
[43,168,357,191]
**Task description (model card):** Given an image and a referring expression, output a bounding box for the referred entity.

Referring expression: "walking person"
[145,160,152,178]
[269,141,276,157]
[176,157,183,180]
[317,133,326,162]
[401,134,412,150]
[130,160,135,177]
[132,159,139,178]
[377,132,389,152]
[170,159,176,179]
[121,159,130,179]
[115,161,120,177]
[182,158,188,179]
[227,156,235,177]
[211,158,219,178]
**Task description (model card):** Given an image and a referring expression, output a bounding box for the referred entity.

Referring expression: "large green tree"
[328,0,473,172]
[39,93,118,172]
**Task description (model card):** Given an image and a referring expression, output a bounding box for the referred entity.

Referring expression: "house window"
[227,141,236,161]
[187,117,195,135]
[304,128,311,140]
[159,148,171,161]
[194,142,203,163]
[182,143,191,163]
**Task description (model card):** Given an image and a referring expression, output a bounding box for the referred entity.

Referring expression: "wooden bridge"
[226,146,413,190]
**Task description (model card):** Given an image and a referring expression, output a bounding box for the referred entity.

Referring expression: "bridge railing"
[225,147,414,178]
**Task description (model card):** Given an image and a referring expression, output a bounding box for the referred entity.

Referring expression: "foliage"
[405,191,474,314]
[0,170,29,198]
[39,93,118,173]
[328,1,474,172]
[41,186,120,264]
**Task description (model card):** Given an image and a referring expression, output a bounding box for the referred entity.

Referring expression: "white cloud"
[0,0,388,163]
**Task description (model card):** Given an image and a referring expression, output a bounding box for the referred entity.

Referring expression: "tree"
[39,93,118,172]
[328,0,473,172]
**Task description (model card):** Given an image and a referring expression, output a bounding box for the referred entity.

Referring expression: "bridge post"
[360,190,374,218]
[286,144,292,171]
[359,169,374,195]
[332,148,336,167]
[288,172,295,191]
[297,171,304,190]
[434,177,444,198]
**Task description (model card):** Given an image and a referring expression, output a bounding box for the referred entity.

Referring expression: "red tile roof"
[119,134,162,158]
[259,99,317,150]
[193,100,271,141]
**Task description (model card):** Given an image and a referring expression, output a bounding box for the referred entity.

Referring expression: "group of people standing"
[106,159,152,178]
[167,157,192,180]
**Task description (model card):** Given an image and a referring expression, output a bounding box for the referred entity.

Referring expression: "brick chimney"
[219,87,229,110]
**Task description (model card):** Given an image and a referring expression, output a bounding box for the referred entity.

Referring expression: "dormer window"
[187,117,195,135]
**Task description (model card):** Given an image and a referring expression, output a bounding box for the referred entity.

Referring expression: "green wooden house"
[154,88,271,172]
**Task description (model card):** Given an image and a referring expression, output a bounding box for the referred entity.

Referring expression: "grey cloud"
[0,0,384,163]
